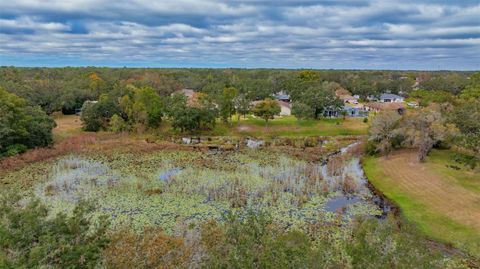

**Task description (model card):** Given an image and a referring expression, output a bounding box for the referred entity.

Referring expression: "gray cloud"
[0,0,479,69]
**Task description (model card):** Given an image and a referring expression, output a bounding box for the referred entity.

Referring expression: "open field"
[363,149,480,257]
[52,114,83,142]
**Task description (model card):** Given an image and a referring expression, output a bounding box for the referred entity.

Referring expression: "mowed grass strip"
[229,115,368,137]
[363,149,480,257]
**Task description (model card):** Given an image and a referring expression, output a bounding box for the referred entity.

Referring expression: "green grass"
[218,115,368,137]
[363,154,480,257]
[426,150,480,194]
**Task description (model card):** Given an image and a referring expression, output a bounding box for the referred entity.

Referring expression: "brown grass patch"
[0,132,190,173]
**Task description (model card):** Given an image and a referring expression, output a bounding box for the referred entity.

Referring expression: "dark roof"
[380,93,403,100]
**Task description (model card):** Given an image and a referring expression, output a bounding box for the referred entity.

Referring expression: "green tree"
[80,94,120,132]
[0,88,56,155]
[291,102,313,120]
[109,114,127,133]
[0,195,109,268]
[460,72,480,100]
[131,86,163,128]
[291,81,343,119]
[252,98,281,126]
[234,93,251,123]
[166,93,217,133]
[409,89,456,107]
[449,100,480,156]
[219,87,238,126]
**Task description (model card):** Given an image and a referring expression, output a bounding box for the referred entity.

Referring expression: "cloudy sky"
[0,0,479,69]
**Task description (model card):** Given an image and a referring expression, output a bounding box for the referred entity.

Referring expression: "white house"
[379,93,404,103]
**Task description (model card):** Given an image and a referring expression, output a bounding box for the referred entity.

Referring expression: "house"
[335,89,359,104]
[179,88,195,99]
[343,104,369,117]
[323,108,339,118]
[273,91,290,102]
[251,100,291,116]
[175,88,201,106]
[365,102,405,115]
[278,101,291,116]
[379,93,404,103]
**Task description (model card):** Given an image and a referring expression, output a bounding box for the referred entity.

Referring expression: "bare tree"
[368,110,402,157]
[401,104,458,162]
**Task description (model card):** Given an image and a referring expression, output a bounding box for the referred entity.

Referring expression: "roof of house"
[252,100,291,109]
[366,102,405,110]
[345,103,365,109]
[179,88,195,98]
[274,94,290,100]
[380,93,403,100]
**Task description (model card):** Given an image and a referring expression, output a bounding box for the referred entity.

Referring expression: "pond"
[32,140,390,233]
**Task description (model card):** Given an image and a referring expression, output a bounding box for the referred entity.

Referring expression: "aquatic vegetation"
[25,143,383,234]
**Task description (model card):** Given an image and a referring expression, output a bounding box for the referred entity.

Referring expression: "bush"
[104,227,190,268]
[0,88,56,155]
[108,114,126,133]
[0,195,109,268]
[201,210,316,268]
[4,144,28,157]
[453,153,479,169]
[365,140,378,156]
[81,95,120,131]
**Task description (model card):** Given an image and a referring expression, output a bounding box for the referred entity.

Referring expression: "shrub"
[108,114,126,133]
[0,194,109,268]
[80,94,120,131]
[453,153,479,169]
[4,144,28,157]
[103,227,190,268]
[0,88,56,155]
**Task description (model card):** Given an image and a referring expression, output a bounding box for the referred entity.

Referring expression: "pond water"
[245,138,265,148]
[321,142,390,217]
[325,196,362,213]
[158,168,183,181]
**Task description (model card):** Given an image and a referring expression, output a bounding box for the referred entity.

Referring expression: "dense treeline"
[1,67,478,155]
[0,66,473,115]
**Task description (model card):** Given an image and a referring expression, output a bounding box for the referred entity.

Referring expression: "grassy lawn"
[52,114,83,142]
[426,150,480,194]
[131,115,368,138]
[223,115,368,137]
[363,149,480,257]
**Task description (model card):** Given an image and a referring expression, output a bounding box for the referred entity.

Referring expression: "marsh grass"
[28,146,379,233]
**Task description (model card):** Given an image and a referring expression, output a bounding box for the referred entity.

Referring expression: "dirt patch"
[237,125,253,132]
